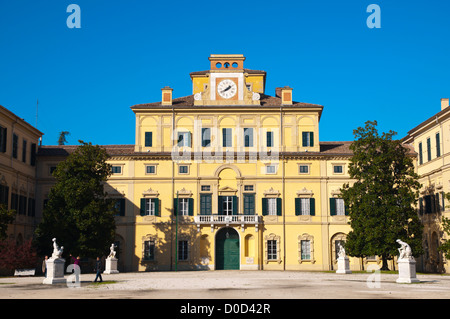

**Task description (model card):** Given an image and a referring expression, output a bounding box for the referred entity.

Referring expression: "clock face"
[217,79,237,99]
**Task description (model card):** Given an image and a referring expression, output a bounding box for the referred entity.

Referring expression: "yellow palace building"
[36,54,386,272]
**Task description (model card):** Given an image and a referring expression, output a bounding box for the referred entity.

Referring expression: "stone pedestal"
[43,258,66,284]
[396,258,420,283]
[336,256,352,274]
[103,257,119,274]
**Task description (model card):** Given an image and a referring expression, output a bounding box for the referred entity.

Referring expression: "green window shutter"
[330,198,336,216]
[188,198,194,216]
[267,131,273,147]
[119,198,125,216]
[232,196,238,215]
[295,198,301,216]
[154,198,159,217]
[173,198,178,216]
[200,194,212,215]
[244,194,255,215]
[436,133,441,157]
[309,132,314,147]
[427,138,431,161]
[302,132,307,147]
[310,198,315,216]
[418,143,423,165]
[276,198,282,216]
[262,198,268,216]
[419,197,423,215]
[218,196,224,214]
[187,132,192,147]
[140,198,146,216]
[344,202,349,216]
[441,192,445,213]
[145,132,152,147]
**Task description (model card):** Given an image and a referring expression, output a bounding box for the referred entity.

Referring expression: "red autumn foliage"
[0,239,38,271]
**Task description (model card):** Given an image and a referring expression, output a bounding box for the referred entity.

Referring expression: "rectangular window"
[145,198,156,216]
[436,133,441,157]
[333,165,343,174]
[178,240,188,261]
[295,198,315,216]
[146,165,156,174]
[222,196,233,215]
[302,132,314,147]
[111,166,122,174]
[179,198,189,216]
[266,131,274,147]
[244,185,254,192]
[267,240,277,260]
[201,185,211,192]
[418,142,423,165]
[0,125,7,153]
[179,165,189,174]
[30,143,36,166]
[12,134,18,159]
[301,240,311,260]
[145,132,152,147]
[266,165,276,174]
[299,165,309,174]
[22,139,27,163]
[114,198,125,216]
[222,128,232,147]
[200,194,212,215]
[243,194,255,215]
[336,198,345,215]
[202,128,211,147]
[427,137,431,161]
[143,240,155,261]
[178,132,191,147]
[244,128,253,147]
[267,198,277,215]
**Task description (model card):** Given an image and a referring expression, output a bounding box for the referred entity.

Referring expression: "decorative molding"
[298,233,315,264]
[296,187,314,198]
[176,187,193,198]
[142,187,159,198]
[263,187,280,197]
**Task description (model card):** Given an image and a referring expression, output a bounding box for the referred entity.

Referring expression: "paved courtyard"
[1,270,450,300]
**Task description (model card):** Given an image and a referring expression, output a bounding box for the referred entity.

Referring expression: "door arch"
[215,227,240,270]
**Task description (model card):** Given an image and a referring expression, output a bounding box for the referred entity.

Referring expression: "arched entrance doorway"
[215,227,240,270]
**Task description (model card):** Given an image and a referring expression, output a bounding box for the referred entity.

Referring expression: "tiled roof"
[37,141,415,159]
[130,94,323,109]
[37,145,135,157]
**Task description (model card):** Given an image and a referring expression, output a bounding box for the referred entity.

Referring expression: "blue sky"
[0,0,449,146]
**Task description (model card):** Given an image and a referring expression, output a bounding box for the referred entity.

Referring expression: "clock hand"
[221,85,232,93]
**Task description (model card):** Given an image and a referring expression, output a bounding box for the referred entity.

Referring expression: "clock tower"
[192,54,262,106]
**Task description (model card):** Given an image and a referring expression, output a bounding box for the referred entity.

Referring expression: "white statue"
[396,239,412,260]
[337,242,346,258]
[51,238,64,259]
[108,243,116,259]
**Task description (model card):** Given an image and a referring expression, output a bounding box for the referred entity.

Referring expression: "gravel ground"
[1,270,450,300]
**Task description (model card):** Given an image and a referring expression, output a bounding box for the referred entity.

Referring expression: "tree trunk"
[380,254,390,271]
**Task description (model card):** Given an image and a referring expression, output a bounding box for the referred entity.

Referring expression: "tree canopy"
[340,121,423,270]
[34,141,116,259]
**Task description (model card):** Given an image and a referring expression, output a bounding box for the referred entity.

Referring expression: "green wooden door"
[215,227,240,270]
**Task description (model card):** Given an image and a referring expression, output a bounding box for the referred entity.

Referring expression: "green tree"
[0,204,16,241]
[58,131,70,145]
[439,194,450,259]
[341,121,423,270]
[34,141,116,258]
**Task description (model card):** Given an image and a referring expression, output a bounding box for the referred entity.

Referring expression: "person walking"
[70,254,81,283]
[42,255,48,278]
[94,257,103,283]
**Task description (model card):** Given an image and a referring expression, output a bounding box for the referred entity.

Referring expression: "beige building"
[0,104,43,244]
[403,98,450,273]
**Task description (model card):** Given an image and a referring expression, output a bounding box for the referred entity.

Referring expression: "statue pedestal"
[103,257,119,274]
[396,258,420,283]
[336,256,352,274]
[43,258,66,284]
